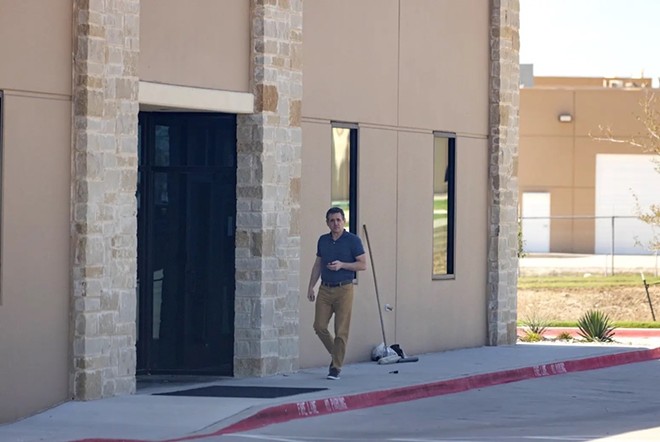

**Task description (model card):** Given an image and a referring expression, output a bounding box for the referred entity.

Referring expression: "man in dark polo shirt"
[307,207,367,380]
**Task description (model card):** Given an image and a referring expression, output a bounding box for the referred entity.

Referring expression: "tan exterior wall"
[520,82,655,253]
[0,1,72,94]
[303,0,490,134]
[139,0,250,93]
[396,133,488,353]
[0,94,72,423]
[299,0,492,367]
[0,1,73,421]
[0,0,519,423]
[302,0,399,125]
[398,0,490,134]
[299,127,490,367]
[300,123,404,367]
[534,76,652,88]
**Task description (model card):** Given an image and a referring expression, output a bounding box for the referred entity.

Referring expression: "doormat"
[155,385,328,399]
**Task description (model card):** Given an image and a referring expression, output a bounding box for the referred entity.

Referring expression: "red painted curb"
[174,347,660,440]
[74,347,660,442]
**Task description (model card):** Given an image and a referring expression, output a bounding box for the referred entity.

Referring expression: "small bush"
[555,331,573,341]
[519,331,543,342]
[577,310,616,342]
[521,315,549,335]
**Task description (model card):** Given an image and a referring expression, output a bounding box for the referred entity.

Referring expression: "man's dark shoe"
[327,367,341,380]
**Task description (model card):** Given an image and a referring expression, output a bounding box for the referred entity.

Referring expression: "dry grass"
[518,286,660,323]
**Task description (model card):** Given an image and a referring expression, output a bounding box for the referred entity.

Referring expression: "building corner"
[487,0,520,345]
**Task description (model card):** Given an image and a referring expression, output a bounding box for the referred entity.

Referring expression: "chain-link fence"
[519,215,659,276]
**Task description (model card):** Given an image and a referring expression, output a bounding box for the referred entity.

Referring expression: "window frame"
[330,122,359,234]
[432,131,456,279]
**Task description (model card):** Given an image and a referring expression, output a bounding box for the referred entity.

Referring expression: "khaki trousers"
[313,284,354,370]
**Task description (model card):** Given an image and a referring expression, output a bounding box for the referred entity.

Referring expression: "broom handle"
[363,224,387,348]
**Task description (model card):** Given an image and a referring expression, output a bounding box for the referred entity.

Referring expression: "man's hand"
[326,260,343,271]
[307,287,316,302]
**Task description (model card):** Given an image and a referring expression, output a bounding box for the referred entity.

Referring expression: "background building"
[0,0,519,423]
[519,72,660,255]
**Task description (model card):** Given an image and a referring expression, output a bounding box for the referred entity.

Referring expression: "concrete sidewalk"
[2,338,660,442]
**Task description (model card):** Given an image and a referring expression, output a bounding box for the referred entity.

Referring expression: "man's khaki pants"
[313,284,354,370]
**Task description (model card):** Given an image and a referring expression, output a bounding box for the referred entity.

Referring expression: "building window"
[331,123,358,233]
[433,132,455,277]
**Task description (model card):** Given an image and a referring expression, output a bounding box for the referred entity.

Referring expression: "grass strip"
[518,274,658,290]
[517,321,660,329]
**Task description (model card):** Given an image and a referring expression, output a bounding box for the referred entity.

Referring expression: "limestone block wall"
[71,0,140,399]
[234,0,303,377]
[487,0,520,345]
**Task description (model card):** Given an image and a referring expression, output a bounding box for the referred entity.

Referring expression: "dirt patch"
[518,286,660,323]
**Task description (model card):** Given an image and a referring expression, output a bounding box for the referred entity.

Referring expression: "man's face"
[326,212,345,233]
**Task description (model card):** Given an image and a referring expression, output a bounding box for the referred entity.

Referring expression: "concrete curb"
[73,346,660,442]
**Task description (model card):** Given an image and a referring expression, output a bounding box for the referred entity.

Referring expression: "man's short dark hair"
[326,207,345,221]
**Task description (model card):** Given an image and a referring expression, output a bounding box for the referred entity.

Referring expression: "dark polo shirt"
[317,230,365,284]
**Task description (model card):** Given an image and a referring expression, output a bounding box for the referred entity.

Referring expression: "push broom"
[364,224,419,365]
[363,224,400,364]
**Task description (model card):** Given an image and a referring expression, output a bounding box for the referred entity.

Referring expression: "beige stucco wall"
[303,0,489,134]
[303,0,399,125]
[299,125,489,367]
[396,133,488,353]
[139,0,250,93]
[398,0,490,134]
[519,85,655,253]
[534,76,652,88]
[0,1,72,94]
[300,0,491,367]
[0,94,71,422]
[0,0,73,423]
[299,123,404,368]
[0,0,513,423]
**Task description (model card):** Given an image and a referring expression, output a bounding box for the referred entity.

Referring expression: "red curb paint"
[75,439,145,442]
[176,347,660,440]
[72,347,660,442]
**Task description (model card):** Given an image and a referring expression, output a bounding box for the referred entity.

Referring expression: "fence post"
[610,216,615,275]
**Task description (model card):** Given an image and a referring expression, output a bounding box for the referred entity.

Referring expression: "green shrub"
[519,331,543,342]
[518,221,526,258]
[521,315,549,335]
[577,310,616,342]
[555,331,573,341]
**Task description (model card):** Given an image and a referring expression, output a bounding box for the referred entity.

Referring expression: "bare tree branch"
[593,90,660,252]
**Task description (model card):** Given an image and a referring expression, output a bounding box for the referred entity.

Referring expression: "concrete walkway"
[1,337,659,442]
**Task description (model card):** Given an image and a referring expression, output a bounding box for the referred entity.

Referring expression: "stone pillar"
[71,0,140,399]
[234,0,303,376]
[487,0,520,345]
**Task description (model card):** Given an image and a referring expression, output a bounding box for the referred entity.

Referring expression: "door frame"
[136,112,237,376]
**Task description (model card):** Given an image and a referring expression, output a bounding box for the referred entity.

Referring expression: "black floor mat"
[155,385,328,399]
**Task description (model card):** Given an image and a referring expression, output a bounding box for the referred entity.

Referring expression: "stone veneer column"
[71,0,140,399]
[487,0,520,345]
[234,0,303,376]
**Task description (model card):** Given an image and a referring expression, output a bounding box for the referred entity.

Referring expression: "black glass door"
[137,112,236,375]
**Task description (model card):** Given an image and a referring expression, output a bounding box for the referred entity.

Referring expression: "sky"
[519,0,660,84]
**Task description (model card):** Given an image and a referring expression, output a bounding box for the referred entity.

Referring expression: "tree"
[593,91,660,252]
